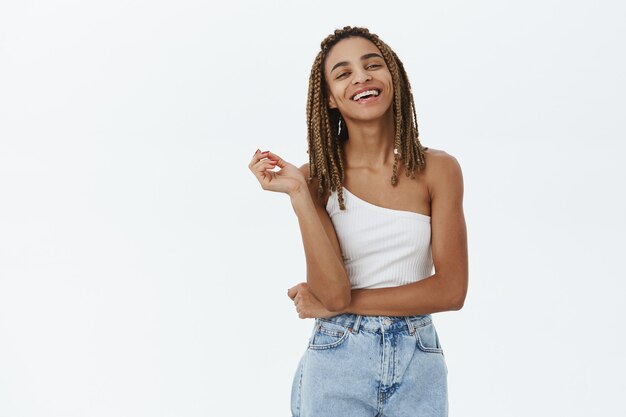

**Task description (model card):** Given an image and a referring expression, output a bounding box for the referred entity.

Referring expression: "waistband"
[316,313,433,335]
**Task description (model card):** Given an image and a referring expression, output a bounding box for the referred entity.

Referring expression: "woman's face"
[323,36,394,122]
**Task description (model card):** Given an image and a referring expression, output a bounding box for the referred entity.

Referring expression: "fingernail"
[255,149,260,154]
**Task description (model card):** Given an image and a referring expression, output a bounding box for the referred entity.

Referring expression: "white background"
[1,1,625,416]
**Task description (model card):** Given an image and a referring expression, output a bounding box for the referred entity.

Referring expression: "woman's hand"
[248,149,307,195]
[287,282,339,319]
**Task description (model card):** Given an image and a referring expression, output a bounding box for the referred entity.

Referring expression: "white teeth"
[352,89,380,101]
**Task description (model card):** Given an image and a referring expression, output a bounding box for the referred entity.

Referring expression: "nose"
[352,68,372,84]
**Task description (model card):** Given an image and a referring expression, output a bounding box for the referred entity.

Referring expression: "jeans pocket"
[414,321,444,354]
[308,319,351,350]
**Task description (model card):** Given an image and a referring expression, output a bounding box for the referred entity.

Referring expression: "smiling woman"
[248,25,467,417]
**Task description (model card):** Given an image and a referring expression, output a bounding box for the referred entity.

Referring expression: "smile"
[351,89,381,101]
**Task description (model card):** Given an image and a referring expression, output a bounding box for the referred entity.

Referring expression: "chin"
[349,103,393,122]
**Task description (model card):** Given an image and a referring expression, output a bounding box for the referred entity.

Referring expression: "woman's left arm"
[337,152,468,316]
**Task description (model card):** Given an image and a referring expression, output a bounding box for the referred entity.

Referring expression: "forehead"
[324,37,383,73]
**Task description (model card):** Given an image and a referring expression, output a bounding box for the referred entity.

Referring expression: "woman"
[248,26,467,417]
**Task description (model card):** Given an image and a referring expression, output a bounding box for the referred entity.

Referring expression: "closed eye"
[337,64,382,79]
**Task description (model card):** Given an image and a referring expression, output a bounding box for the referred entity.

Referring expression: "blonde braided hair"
[306,26,427,210]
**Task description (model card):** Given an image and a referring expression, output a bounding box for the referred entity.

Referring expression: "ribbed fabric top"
[326,186,434,289]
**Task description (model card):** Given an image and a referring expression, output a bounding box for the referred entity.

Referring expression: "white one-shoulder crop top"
[325,186,434,289]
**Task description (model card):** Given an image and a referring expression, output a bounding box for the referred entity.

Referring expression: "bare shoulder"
[298,162,330,206]
[298,162,311,179]
[422,147,463,197]
[423,147,462,171]
[298,162,314,186]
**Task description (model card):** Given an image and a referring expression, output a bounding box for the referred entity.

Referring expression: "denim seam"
[308,327,351,350]
[414,326,444,354]
[321,316,432,334]
[376,338,385,414]
[317,324,345,337]
[294,353,306,417]
[412,317,433,329]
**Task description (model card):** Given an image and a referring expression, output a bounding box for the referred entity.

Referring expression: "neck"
[342,107,396,170]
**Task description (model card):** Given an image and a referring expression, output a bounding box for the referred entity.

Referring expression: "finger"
[265,151,286,168]
[249,155,270,171]
[248,149,262,167]
[248,150,270,168]
[287,286,297,299]
[250,159,278,184]
[253,159,278,171]
[289,282,306,299]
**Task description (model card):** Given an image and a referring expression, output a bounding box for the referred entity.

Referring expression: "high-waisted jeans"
[290,313,448,417]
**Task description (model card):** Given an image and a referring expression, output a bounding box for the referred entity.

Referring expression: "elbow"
[322,273,352,312]
[450,296,464,311]
[443,271,467,311]
[449,289,467,311]
[324,289,351,313]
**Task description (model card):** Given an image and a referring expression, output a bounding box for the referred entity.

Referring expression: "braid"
[306,26,426,210]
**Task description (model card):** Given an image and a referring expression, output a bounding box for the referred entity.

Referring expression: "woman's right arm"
[248,149,350,311]
[290,163,351,312]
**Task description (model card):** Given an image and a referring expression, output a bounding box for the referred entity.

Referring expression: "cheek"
[385,82,395,101]
[387,86,395,101]
[331,84,346,99]
[329,88,349,106]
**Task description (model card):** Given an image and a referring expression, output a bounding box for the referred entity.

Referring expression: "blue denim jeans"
[290,313,448,417]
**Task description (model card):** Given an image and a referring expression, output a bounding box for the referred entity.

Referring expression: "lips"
[350,87,382,101]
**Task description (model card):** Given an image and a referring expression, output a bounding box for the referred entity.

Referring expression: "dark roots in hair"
[306,26,427,210]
